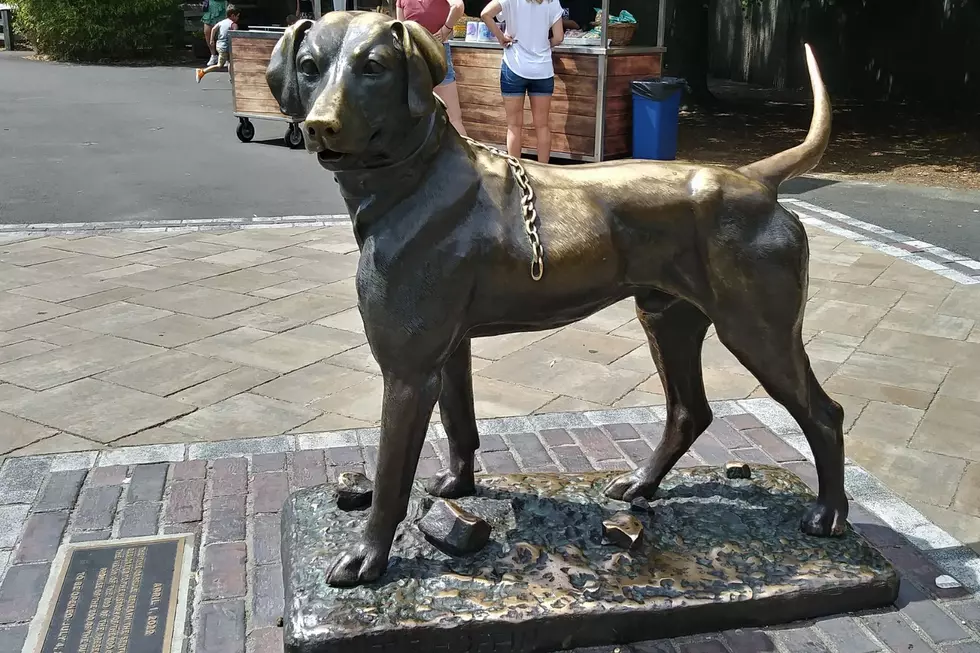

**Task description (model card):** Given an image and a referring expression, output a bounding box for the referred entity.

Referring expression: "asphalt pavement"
[3,50,979,258]
[782,176,980,260]
[0,50,344,224]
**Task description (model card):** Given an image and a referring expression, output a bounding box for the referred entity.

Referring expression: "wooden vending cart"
[453,0,668,162]
[227,2,368,147]
[228,27,306,148]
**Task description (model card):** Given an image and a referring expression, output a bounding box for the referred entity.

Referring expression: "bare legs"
[435,81,468,138]
[529,94,552,163]
[197,62,228,80]
[502,95,525,158]
[203,23,216,60]
[502,94,553,162]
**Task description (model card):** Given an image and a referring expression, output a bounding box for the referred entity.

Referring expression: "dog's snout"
[306,115,342,144]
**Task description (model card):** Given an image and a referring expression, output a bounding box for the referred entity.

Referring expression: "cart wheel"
[236,119,255,143]
[285,124,304,149]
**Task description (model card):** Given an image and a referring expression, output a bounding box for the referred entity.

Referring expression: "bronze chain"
[463,137,545,281]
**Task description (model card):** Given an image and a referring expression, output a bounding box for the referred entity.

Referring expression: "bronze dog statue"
[268,11,844,588]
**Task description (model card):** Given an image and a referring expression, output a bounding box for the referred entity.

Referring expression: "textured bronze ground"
[282,466,898,653]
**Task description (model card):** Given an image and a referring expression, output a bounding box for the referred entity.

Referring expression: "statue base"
[281,467,898,653]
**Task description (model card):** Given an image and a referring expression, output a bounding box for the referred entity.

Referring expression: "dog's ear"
[267,19,314,119]
[391,20,449,118]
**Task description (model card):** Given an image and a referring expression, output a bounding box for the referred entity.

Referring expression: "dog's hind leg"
[605,294,713,502]
[427,338,479,499]
[714,309,847,537]
[701,217,849,539]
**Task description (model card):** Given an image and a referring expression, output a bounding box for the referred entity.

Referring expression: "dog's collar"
[332,110,448,200]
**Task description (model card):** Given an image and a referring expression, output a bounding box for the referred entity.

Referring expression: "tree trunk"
[666,0,717,106]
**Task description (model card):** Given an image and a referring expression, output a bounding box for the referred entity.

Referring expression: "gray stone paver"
[3,378,194,442]
[0,412,58,455]
[0,216,979,556]
[113,313,237,348]
[0,335,163,390]
[0,409,978,652]
[168,394,320,440]
[129,284,267,319]
[96,350,237,396]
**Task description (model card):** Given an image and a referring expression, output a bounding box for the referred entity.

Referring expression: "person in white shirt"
[481,0,565,163]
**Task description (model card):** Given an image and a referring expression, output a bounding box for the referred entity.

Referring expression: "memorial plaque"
[25,535,192,653]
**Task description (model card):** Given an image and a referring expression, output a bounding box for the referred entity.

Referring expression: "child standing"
[196,5,240,82]
[202,0,229,67]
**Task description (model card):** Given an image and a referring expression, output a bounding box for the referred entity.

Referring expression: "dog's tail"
[737,44,831,194]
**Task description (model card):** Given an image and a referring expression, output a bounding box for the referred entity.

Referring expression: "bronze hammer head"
[266,11,448,170]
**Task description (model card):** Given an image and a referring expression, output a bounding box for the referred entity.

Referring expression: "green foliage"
[14,0,183,61]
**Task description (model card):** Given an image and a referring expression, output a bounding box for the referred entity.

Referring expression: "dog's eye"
[363,59,386,76]
[299,58,319,78]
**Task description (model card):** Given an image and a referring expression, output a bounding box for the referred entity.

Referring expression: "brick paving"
[0,405,979,652]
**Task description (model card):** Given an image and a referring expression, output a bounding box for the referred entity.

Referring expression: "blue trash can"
[631,77,685,160]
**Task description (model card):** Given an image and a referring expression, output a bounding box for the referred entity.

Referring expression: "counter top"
[449,39,665,56]
[229,29,286,39]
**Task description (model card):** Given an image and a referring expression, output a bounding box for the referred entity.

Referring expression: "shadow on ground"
[677,79,980,191]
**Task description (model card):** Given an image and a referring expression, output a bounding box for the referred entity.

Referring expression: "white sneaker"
[207,55,218,66]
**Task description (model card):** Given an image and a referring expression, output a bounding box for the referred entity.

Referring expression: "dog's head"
[267,11,448,170]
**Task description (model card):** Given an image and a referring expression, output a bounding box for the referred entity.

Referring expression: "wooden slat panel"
[455,66,597,97]
[461,105,596,138]
[232,70,271,85]
[607,53,661,77]
[553,54,600,77]
[604,95,630,115]
[230,36,277,50]
[231,59,271,75]
[606,75,651,98]
[231,87,276,103]
[233,96,283,116]
[451,49,502,70]
[451,48,599,76]
[230,37,276,57]
[230,51,276,65]
[457,86,598,117]
[463,122,595,157]
[603,132,630,158]
[233,77,275,93]
[604,111,631,137]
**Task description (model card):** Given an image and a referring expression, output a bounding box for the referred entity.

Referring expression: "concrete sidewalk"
[0,208,979,554]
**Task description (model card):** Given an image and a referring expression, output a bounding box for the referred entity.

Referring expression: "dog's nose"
[306,115,342,146]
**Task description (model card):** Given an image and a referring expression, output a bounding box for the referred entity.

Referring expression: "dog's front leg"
[326,370,441,587]
[427,339,478,499]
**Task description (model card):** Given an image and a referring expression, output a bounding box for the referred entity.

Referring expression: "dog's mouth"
[315,131,382,169]
[317,149,344,164]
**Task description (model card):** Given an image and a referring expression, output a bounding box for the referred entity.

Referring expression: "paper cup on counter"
[477,22,494,41]
[465,21,480,41]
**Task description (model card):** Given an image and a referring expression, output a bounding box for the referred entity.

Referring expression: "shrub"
[14,0,183,61]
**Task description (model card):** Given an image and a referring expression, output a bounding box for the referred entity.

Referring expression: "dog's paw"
[326,541,389,587]
[425,469,476,499]
[800,502,848,537]
[603,470,658,503]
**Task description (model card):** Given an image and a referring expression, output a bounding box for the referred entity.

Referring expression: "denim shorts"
[500,61,554,97]
[439,43,456,86]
